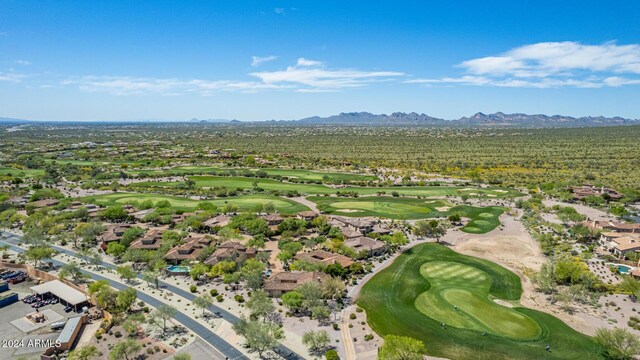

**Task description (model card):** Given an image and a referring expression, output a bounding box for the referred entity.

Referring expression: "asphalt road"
[0,230,305,360]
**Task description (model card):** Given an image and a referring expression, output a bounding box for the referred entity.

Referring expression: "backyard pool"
[166,265,190,275]
[618,264,634,274]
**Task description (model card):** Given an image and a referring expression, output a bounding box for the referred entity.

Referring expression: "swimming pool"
[618,264,634,274]
[166,265,190,274]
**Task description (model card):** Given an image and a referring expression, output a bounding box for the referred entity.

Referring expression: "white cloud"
[412,41,640,88]
[296,58,323,67]
[251,59,403,90]
[63,76,290,96]
[251,55,278,67]
[14,60,31,65]
[0,72,23,82]
[274,8,285,14]
[58,59,403,95]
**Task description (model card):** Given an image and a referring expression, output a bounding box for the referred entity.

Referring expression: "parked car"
[50,322,66,331]
[63,306,73,313]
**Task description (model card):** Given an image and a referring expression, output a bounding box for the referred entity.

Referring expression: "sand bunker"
[493,299,515,308]
[336,209,360,213]
[494,190,508,193]
[435,206,451,212]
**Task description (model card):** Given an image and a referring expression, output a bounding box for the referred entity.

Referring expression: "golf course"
[0,167,45,178]
[357,244,603,360]
[308,196,505,233]
[82,192,309,214]
[131,174,521,198]
[124,165,378,182]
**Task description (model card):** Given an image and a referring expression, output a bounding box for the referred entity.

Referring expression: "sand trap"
[424,200,437,204]
[493,299,515,308]
[468,192,478,196]
[487,194,497,197]
[435,206,451,212]
[461,188,475,191]
[494,190,508,193]
[336,209,360,213]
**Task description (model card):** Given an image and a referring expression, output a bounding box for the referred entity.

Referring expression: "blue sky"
[1,1,640,121]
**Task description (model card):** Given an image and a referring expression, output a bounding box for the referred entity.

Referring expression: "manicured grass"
[357,244,602,360]
[170,176,333,194]
[134,174,520,198]
[81,192,309,214]
[126,166,378,182]
[308,196,505,233]
[0,167,45,177]
[339,185,521,198]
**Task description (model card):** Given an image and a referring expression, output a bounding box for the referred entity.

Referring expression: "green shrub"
[190,285,197,293]
[210,289,218,297]
[325,349,339,360]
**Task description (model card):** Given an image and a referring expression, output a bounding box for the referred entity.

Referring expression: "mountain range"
[1,112,639,128]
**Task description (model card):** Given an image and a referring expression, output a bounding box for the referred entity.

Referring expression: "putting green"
[309,196,505,233]
[416,261,541,340]
[357,244,602,360]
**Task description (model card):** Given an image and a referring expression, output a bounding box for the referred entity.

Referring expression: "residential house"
[600,232,640,258]
[345,236,386,257]
[572,185,623,200]
[164,235,213,264]
[296,250,354,268]
[202,215,231,231]
[98,224,131,251]
[585,220,640,233]
[331,216,375,233]
[261,214,284,226]
[129,228,164,250]
[204,241,256,265]
[263,271,330,297]
[296,211,317,221]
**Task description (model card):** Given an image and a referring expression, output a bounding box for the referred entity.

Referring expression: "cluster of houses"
[94,207,392,297]
[572,184,623,200]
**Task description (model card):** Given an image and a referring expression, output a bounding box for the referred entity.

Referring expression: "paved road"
[0,235,241,360]
[1,231,304,360]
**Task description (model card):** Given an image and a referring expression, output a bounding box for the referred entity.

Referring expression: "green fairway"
[126,166,378,182]
[81,192,309,214]
[308,196,505,233]
[357,244,602,360]
[133,174,520,198]
[0,167,45,177]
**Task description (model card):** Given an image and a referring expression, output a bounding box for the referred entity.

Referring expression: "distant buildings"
[572,185,623,200]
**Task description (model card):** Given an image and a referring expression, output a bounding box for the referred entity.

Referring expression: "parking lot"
[0,279,78,360]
